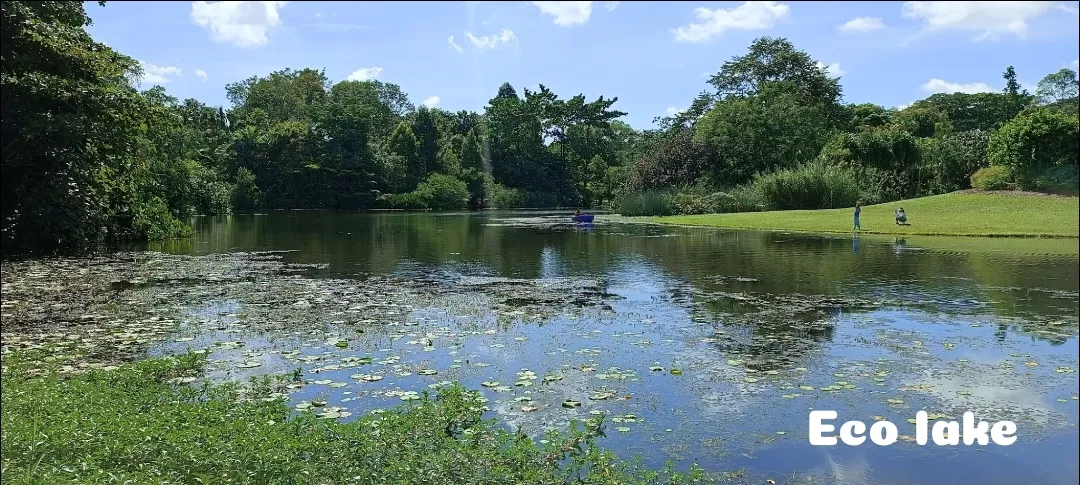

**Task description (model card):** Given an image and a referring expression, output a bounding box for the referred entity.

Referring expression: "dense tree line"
[2,2,1077,253]
[622,38,1078,215]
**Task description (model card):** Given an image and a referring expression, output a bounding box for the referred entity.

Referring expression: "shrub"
[622,131,708,194]
[414,173,469,211]
[917,130,990,195]
[988,107,1079,189]
[133,197,194,241]
[231,167,262,212]
[617,191,673,216]
[490,184,525,209]
[1033,165,1079,195]
[749,161,863,210]
[970,165,1013,191]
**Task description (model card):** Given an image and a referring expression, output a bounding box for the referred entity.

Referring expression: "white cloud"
[1071,59,1079,70]
[423,96,440,108]
[140,61,183,84]
[604,1,620,11]
[920,78,994,94]
[896,103,912,110]
[665,106,685,116]
[346,66,383,82]
[194,69,208,81]
[532,1,594,26]
[465,29,518,49]
[901,1,1059,41]
[672,1,790,43]
[448,35,463,53]
[838,16,885,33]
[816,61,845,77]
[190,1,286,48]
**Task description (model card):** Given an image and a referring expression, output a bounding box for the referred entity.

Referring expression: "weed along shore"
[649,192,1080,238]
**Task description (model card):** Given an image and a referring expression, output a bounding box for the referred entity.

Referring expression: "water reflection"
[124,211,1080,483]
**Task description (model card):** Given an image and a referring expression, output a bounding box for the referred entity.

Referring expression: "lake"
[2,210,1077,484]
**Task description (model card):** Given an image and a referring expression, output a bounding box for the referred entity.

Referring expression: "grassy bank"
[0,353,718,485]
[651,192,1080,238]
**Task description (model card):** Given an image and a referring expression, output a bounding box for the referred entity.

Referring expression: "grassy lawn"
[651,192,1080,238]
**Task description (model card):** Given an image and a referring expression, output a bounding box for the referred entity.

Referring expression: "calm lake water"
[114,211,1080,483]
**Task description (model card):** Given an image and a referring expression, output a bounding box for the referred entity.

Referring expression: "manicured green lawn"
[652,192,1080,238]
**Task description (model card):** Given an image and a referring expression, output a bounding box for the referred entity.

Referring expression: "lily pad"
[562,400,582,408]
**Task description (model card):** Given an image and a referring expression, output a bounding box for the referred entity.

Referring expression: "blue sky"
[86,1,1080,129]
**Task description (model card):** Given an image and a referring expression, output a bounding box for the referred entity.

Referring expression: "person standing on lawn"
[853,201,862,232]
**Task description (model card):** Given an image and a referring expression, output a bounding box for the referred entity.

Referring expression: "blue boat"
[572,214,595,223]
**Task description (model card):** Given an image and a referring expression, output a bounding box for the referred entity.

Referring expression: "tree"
[1035,69,1079,105]
[988,107,1079,189]
[411,106,439,177]
[708,37,843,115]
[1,1,191,252]
[387,122,421,191]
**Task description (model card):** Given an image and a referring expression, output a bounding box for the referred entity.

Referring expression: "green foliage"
[618,191,674,217]
[971,165,1014,191]
[232,167,262,211]
[490,183,526,209]
[1,1,193,252]
[695,80,835,186]
[133,197,196,241]
[748,161,864,211]
[623,132,708,194]
[1032,165,1079,195]
[917,130,990,195]
[817,128,922,199]
[415,173,470,211]
[988,107,1079,189]
[1,354,709,485]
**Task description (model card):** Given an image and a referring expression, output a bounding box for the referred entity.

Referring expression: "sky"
[86,1,1080,129]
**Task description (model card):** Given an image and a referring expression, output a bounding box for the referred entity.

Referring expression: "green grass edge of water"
[0,352,743,485]
[648,192,1080,239]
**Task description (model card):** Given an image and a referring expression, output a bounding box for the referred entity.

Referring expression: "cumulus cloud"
[194,69,209,81]
[448,35,463,53]
[423,96,440,108]
[532,1,594,26]
[672,1,790,43]
[901,1,1059,40]
[1071,59,1079,70]
[465,29,518,49]
[665,106,684,116]
[346,67,383,82]
[816,61,845,77]
[838,16,885,33]
[140,61,183,84]
[921,78,994,94]
[604,1,620,11]
[190,1,286,48]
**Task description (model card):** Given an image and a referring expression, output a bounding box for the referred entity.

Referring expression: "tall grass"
[749,161,863,210]
[618,190,673,216]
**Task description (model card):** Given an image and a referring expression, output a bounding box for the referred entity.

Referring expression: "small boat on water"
[572,214,594,223]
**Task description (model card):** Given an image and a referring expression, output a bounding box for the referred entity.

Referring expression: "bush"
[232,167,262,212]
[490,184,525,209]
[917,130,990,195]
[988,107,1079,189]
[1032,165,1079,195]
[749,161,863,210]
[970,165,1013,191]
[617,191,673,216]
[383,174,470,211]
[414,173,469,211]
[133,197,194,241]
[622,131,708,194]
